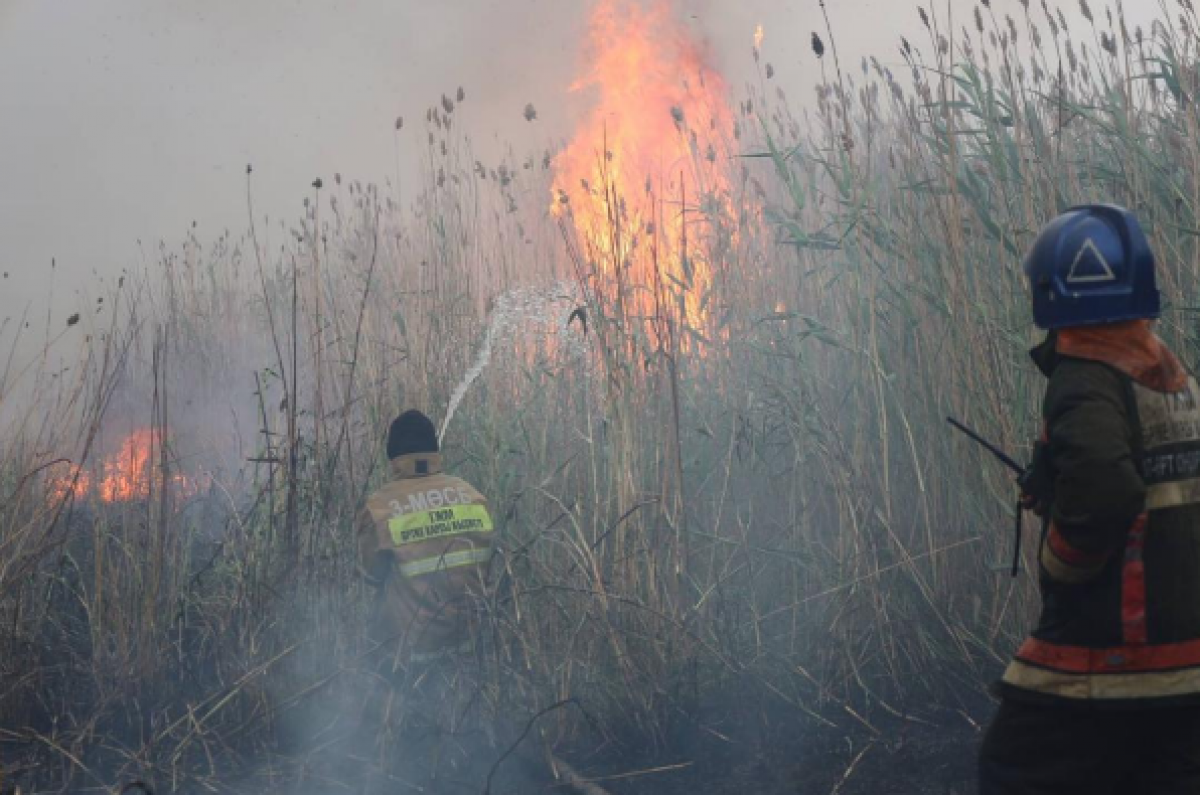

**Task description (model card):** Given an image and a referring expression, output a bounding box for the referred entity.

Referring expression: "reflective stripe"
[1135,378,1200,512]
[1121,514,1149,644]
[1014,636,1200,674]
[1040,524,1107,583]
[1046,524,1105,567]
[1003,657,1200,700]
[388,503,494,547]
[1146,476,1200,510]
[399,546,493,578]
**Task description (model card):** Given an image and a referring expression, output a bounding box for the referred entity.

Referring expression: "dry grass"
[3,2,1200,791]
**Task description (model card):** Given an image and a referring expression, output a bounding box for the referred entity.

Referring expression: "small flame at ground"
[754,24,764,51]
[552,0,738,331]
[47,428,206,504]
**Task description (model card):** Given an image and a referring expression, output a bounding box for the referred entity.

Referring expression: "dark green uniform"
[981,326,1200,793]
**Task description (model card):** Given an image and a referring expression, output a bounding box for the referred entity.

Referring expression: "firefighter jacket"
[1000,320,1200,706]
[358,452,495,658]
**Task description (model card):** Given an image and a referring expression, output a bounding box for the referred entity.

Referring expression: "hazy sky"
[0,0,1162,326]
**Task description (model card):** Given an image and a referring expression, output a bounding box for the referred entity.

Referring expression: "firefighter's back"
[361,463,495,658]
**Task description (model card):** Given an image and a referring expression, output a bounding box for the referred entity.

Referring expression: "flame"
[754,24,764,51]
[46,428,206,504]
[552,0,738,332]
[47,465,91,504]
[98,428,157,502]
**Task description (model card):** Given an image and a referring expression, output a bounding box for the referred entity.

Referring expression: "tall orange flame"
[552,0,737,331]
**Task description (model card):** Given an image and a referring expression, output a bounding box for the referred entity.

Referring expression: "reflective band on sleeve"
[1040,524,1107,583]
[399,546,493,578]
[388,503,494,547]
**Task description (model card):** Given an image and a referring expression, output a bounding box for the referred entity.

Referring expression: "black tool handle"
[946,417,1025,475]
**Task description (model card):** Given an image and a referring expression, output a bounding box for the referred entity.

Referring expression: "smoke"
[1,2,1174,791]
[0,0,882,345]
[0,0,1166,347]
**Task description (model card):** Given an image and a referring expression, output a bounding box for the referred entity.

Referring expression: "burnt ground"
[220,706,984,795]
[648,718,977,794]
[246,664,993,795]
[0,691,990,794]
[574,709,984,795]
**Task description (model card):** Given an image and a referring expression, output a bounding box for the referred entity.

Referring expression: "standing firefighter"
[979,205,1200,793]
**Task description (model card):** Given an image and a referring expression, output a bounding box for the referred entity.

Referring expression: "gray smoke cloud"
[0,0,1163,334]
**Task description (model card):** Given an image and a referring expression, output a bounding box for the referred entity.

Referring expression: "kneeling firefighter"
[356,410,496,779]
[359,409,495,662]
[979,205,1200,793]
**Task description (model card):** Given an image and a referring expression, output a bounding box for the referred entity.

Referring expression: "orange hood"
[1056,320,1187,393]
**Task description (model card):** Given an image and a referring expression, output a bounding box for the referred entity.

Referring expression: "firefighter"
[979,205,1200,793]
[356,409,496,783]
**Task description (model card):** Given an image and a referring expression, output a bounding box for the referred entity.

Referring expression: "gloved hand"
[1018,440,1055,518]
[364,549,395,588]
[1019,488,1050,518]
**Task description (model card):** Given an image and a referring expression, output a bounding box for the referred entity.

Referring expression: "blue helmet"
[1022,204,1160,330]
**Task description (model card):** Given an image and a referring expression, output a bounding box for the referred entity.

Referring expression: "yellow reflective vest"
[358,452,495,659]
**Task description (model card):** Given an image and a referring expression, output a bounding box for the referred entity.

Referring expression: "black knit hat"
[387,410,438,459]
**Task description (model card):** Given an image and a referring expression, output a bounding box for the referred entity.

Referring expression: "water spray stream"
[439,281,582,444]
[439,308,503,445]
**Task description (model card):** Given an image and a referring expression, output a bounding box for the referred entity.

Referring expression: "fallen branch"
[543,749,613,795]
[482,698,591,795]
[545,760,693,787]
[829,740,875,795]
